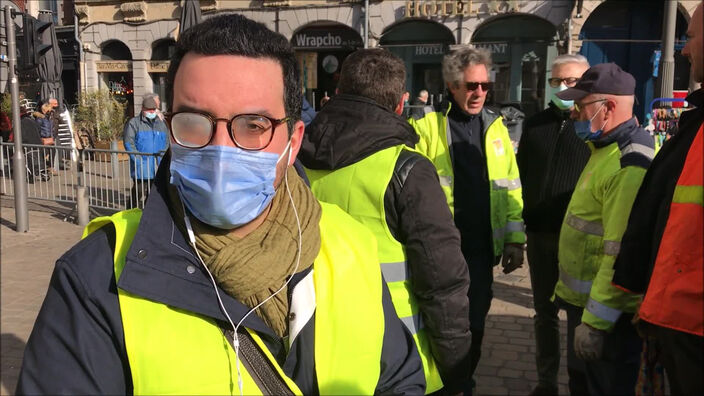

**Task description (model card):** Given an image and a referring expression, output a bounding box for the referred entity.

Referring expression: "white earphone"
[181,156,302,396]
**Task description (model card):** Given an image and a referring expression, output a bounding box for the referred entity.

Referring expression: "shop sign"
[404,0,522,18]
[147,61,170,73]
[292,30,363,49]
[415,44,445,56]
[96,60,132,73]
[475,42,508,55]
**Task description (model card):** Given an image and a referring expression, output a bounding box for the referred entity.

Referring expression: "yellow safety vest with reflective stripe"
[410,104,526,256]
[305,145,443,393]
[82,204,385,395]
[555,139,654,331]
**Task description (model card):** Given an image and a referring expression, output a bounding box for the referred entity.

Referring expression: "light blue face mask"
[573,103,606,141]
[144,111,157,120]
[550,83,574,110]
[169,143,290,229]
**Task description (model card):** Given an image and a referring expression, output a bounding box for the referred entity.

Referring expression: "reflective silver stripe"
[565,214,604,236]
[493,221,525,239]
[438,175,451,188]
[586,298,622,323]
[400,314,424,335]
[559,270,592,294]
[603,240,621,256]
[621,143,655,160]
[381,261,409,283]
[492,177,522,190]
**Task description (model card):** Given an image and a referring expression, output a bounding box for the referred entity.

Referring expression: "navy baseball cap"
[556,63,636,101]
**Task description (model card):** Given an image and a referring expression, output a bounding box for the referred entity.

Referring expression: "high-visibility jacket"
[305,145,444,393]
[82,203,386,395]
[639,125,703,336]
[555,120,655,331]
[409,104,525,256]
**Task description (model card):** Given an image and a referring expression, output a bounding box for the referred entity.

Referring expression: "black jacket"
[300,94,472,393]
[517,103,590,233]
[613,89,704,293]
[16,153,425,395]
[20,114,42,145]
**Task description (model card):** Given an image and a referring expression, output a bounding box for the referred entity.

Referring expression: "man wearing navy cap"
[552,63,655,395]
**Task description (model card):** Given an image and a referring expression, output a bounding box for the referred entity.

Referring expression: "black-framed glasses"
[165,111,290,150]
[548,77,580,88]
[573,99,607,113]
[465,81,493,91]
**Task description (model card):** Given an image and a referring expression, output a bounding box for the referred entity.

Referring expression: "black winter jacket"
[300,94,472,393]
[613,89,704,293]
[517,103,590,233]
[16,154,426,395]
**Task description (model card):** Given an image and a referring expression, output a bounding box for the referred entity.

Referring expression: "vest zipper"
[542,118,568,204]
[223,328,295,395]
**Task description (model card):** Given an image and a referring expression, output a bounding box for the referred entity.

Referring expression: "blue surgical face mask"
[169,142,290,229]
[573,103,606,141]
[550,83,574,110]
[144,111,157,120]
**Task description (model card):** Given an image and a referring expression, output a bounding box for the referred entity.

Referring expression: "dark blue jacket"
[16,155,425,395]
[301,98,317,127]
[33,112,53,138]
[122,114,169,180]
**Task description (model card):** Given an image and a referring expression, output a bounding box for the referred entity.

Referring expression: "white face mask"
[550,83,574,110]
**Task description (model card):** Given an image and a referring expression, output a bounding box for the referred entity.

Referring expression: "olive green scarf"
[169,167,321,337]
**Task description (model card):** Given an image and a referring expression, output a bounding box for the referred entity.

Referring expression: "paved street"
[1,201,568,395]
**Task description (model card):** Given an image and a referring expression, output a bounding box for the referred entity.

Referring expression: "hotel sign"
[404,0,522,18]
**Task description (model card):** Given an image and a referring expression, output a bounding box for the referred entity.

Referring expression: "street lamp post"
[657,0,678,104]
[4,5,29,232]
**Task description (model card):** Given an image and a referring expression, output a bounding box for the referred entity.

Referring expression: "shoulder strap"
[392,148,425,189]
[222,328,295,395]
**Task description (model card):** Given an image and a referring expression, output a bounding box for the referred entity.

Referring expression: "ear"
[394,96,405,115]
[288,120,305,166]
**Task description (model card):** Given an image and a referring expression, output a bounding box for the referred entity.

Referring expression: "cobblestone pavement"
[1,202,569,395]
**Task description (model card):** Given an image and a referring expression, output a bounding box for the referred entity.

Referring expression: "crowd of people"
[13,2,703,395]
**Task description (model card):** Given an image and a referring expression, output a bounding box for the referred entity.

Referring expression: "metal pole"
[657,0,677,102]
[363,0,369,48]
[5,5,29,232]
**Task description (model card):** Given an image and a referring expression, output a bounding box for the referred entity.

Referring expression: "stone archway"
[577,0,690,119]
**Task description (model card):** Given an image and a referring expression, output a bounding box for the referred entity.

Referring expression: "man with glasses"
[17,14,425,394]
[552,63,655,395]
[410,47,526,389]
[300,48,471,394]
[516,54,591,395]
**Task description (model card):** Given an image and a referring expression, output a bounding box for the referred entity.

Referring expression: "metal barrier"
[1,141,163,218]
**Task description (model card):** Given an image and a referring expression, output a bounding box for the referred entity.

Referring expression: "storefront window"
[151,39,176,111]
[472,14,557,119]
[100,40,134,118]
[292,23,363,110]
[381,20,455,106]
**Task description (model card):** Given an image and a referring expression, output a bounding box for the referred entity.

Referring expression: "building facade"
[70,0,700,119]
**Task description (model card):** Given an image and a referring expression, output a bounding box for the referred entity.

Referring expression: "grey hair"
[142,92,159,101]
[419,89,429,97]
[442,46,492,87]
[551,54,589,68]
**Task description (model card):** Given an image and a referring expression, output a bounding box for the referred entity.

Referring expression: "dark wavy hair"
[166,14,302,131]
[337,48,406,112]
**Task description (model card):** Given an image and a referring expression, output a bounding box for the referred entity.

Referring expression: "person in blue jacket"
[123,94,169,208]
[301,97,316,126]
